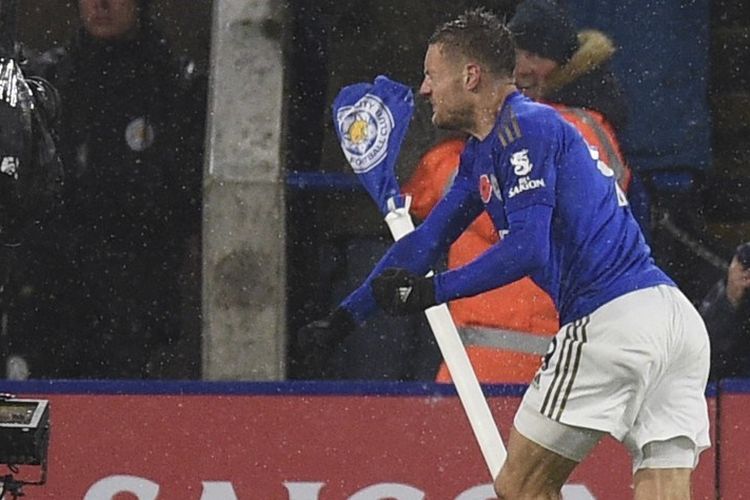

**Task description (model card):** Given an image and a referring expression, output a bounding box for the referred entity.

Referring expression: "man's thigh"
[495,425,586,497]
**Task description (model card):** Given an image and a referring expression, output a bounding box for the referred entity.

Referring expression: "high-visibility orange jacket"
[403,105,630,383]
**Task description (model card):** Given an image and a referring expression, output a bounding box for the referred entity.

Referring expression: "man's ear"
[464,63,481,91]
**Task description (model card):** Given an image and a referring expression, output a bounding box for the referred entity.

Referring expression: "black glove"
[296,307,355,375]
[371,268,437,316]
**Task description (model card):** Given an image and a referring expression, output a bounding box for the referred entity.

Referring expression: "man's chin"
[432,114,456,131]
[518,87,541,99]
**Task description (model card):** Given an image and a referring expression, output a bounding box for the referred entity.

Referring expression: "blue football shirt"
[342,91,673,325]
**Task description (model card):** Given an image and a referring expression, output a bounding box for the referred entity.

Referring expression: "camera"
[0,395,50,466]
[0,394,50,497]
[736,242,750,268]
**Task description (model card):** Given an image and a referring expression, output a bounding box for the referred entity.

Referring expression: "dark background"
[18,0,213,72]
[13,1,750,380]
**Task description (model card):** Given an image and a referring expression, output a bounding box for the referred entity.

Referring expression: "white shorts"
[515,285,711,469]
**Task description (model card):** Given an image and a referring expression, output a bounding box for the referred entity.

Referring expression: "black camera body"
[736,242,750,269]
[0,395,50,466]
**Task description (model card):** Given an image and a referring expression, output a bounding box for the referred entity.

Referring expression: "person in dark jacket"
[508,0,627,134]
[508,0,658,242]
[699,242,750,380]
[13,0,206,379]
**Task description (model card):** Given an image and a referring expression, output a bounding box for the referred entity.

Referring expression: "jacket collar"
[543,30,616,97]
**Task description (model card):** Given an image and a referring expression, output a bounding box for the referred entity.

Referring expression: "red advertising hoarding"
[0,381,719,499]
[718,379,750,499]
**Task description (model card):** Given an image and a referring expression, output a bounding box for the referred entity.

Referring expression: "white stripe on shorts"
[540,316,589,421]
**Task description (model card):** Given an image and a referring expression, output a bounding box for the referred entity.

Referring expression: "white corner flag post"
[333,76,506,479]
[384,196,507,479]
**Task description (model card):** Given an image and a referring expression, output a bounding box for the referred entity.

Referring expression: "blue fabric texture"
[332,75,414,215]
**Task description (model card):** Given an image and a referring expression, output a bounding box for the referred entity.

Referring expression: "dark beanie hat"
[508,0,579,64]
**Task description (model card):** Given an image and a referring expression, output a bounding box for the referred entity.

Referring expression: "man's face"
[79,0,140,41]
[419,44,474,132]
[513,48,559,100]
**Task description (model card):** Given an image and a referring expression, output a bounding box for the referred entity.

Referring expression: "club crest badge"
[336,94,394,174]
[125,116,155,152]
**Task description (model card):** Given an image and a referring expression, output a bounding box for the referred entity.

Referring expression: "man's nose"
[514,62,531,77]
[419,79,430,96]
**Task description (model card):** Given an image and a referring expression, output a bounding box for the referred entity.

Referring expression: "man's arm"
[340,180,483,322]
[435,203,552,303]
[375,118,561,312]
[371,203,553,316]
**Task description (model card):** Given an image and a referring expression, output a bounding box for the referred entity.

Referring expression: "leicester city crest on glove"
[336,94,394,174]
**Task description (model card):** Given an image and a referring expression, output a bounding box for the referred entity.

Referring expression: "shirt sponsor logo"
[336,94,394,174]
[510,148,533,176]
[508,177,546,198]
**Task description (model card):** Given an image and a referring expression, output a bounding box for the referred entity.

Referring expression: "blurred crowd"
[1,0,748,383]
[1,0,205,380]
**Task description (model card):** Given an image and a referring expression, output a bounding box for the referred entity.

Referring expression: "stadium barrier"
[0,379,734,499]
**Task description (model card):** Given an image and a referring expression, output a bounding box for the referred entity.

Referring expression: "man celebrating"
[302,8,709,498]
[403,0,633,384]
